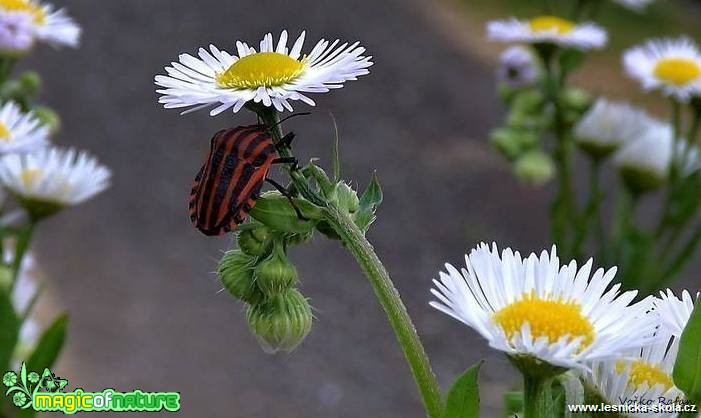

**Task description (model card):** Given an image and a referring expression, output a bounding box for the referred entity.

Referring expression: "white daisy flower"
[487,16,607,50]
[0,146,110,217]
[612,0,656,11]
[155,30,373,115]
[430,243,658,371]
[615,122,701,192]
[497,46,539,88]
[0,101,49,154]
[0,0,80,50]
[574,99,656,159]
[586,333,685,418]
[623,37,701,101]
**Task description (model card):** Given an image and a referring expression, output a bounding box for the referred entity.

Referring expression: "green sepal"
[442,361,482,418]
[355,172,382,233]
[301,163,335,197]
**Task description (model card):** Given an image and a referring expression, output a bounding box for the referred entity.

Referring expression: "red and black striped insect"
[188,125,297,236]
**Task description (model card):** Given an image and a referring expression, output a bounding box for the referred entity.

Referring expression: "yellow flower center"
[653,58,701,87]
[20,168,41,188]
[215,52,306,89]
[529,16,575,35]
[0,123,11,142]
[617,360,674,390]
[493,292,594,348]
[0,0,45,24]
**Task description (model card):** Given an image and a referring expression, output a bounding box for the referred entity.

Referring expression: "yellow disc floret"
[619,360,674,391]
[0,123,11,142]
[216,52,306,89]
[20,168,42,189]
[529,16,575,35]
[653,58,701,86]
[0,0,45,24]
[493,292,594,348]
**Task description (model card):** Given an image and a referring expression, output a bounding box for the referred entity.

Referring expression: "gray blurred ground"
[23,0,556,416]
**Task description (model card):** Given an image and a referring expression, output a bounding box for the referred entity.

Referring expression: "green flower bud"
[490,128,523,160]
[251,224,271,242]
[497,83,517,104]
[514,150,554,185]
[32,106,61,134]
[246,288,313,353]
[19,72,41,97]
[332,182,359,214]
[560,88,591,113]
[237,229,270,257]
[511,90,544,114]
[217,250,264,305]
[249,191,322,234]
[18,198,64,221]
[255,243,297,296]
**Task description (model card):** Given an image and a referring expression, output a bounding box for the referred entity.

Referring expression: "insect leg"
[265,178,309,221]
[271,156,299,171]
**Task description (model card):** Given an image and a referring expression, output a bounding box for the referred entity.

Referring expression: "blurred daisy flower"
[0,101,49,154]
[612,0,656,11]
[0,11,33,54]
[574,99,656,159]
[496,46,538,88]
[624,37,701,101]
[0,0,80,52]
[615,122,700,193]
[430,243,657,371]
[0,146,110,219]
[155,30,373,115]
[586,331,684,418]
[487,16,607,50]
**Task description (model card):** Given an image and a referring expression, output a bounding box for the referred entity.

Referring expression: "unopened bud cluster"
[491,50,591,185]
[218,222,312,353]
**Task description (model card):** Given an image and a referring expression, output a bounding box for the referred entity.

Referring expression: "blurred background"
[23,0,701,416]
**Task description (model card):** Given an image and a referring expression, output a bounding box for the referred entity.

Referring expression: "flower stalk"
[256,107,443,418]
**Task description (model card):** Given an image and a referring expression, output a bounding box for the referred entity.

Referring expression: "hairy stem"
[256,107,443,418]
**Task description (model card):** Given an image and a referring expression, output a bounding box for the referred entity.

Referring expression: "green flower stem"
[8,221,35,294]
[572,159,602,262]
[322,203,443,418]
[657,100,683,235]
[0,57,15,87]
[523,374,552,418]
[539,46,575,259]
[255,107,443,418]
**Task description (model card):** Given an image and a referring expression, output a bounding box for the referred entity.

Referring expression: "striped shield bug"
[188,125,281,236]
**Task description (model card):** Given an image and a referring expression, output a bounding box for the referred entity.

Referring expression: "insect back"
[189,125,277,236]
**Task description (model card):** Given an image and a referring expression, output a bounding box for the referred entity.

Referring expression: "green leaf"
[442,362,482,418]
[249,191,323,234]
[26,313,68,373]
[0,290,19,374]
[674,300,701,404]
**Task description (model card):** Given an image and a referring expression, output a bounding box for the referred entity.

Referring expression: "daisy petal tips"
[430,243,658,371]
[154,30,373,116]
